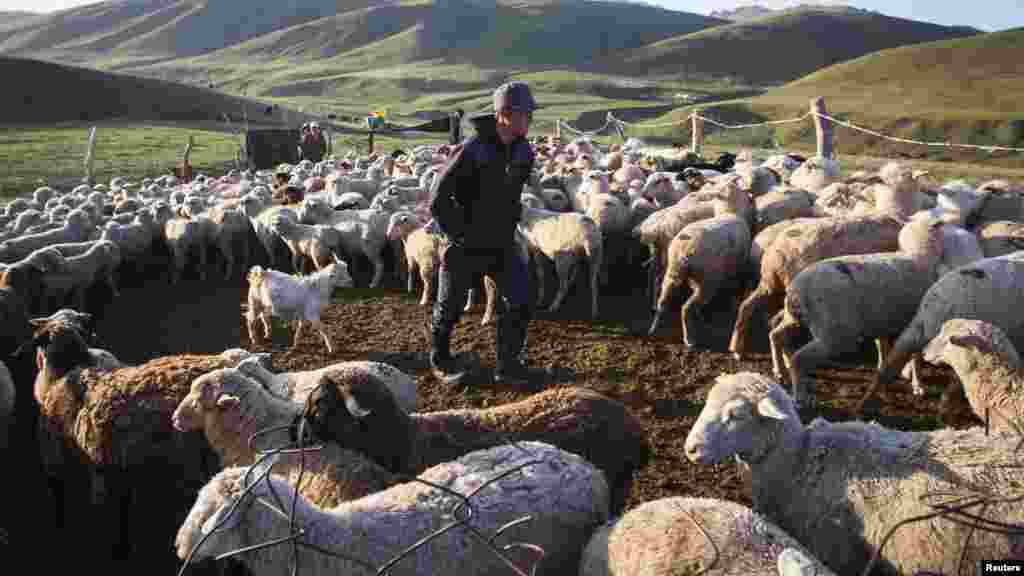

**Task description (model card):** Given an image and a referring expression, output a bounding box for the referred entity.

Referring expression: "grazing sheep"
[769,218,945,409]
[303,380,650,515]
[729,214,904,362]
[649,179,752,349]
[869,251,1024,412]
[245,258,354,353]
[176,441,610,576]
[579,496,836,576]
[685,371,1024,576]
[235,355,417,414]
[517,207,604,318]
[920,318,1024,432]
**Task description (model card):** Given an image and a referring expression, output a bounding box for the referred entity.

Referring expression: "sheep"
[37,240,121,313]
[869,251,1024,413]
[579,496,837,576]
[753,186,815,231]
[163,215,212,284]
[176,441,610,576]
[0,210,93,264]
[303,379,650,515]
[768,218,946,410]
[517,206,604,318]
[270,215,344,273]
[787,155,840,193]
[746,217,822,290]
[244,258,354,354]
[207,205,251,279]
[918,318,1024,431]
[30,319,233,561]
[299,198,392,288]
[648,179,752,349]
[684,371,1024,576]
[728,214,905,362]
[971,179,1024,225]
[973,220,1024,257]
[234,355,417,414]
[385,211,444,305]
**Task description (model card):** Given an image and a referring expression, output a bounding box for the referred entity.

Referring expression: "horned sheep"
[685,371,1024,576]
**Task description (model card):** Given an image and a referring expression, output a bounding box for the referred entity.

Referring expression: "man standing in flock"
[427,81,538,387]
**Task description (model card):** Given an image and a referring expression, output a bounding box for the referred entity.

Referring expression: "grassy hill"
[617,28,1024,168]
[606,6,980,85]
[0,56,306,125]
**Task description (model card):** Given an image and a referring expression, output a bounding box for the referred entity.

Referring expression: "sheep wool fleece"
[428,113,534,374]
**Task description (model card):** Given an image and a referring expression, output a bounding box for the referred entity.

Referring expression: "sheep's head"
[684,372,796,466]
[897,217,945,259]
[28,320,92,385]
[302,366,413,473]
[386,211,419,241]
[172,368,250,433]
[923,319,1021,372]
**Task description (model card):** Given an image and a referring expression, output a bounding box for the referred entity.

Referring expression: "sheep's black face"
[33,324,91,380]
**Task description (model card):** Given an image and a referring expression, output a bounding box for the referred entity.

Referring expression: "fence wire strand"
[177,399,549,576]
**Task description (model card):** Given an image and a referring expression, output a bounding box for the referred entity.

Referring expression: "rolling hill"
[605,6,981,85]
[0,56,307,125]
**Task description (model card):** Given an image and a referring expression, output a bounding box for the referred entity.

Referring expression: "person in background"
[449,108,465,146]
[427,81,538,387]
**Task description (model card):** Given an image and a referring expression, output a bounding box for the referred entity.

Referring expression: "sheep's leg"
[729,286,776,360]
[787,336,839,414]
[481,275,497,325]
[534,254,547,308]
[464,285,477,312]
[589,253,601,320]
[407,258,417,294]
[312,319,333,354]
[171,246,186,285]
[419,265,433,307]
[874,336,892,372]
[245,309,260,345]
[905,355,926,396]
[197,240,208,281]
[291,319,304,349]
[292,251,304,277]
[768,312,802,382]
[368,250,385,288]
[680,280,713,349]
[220,240,234,280]
[261,313,272,339]
[546,254,575,313]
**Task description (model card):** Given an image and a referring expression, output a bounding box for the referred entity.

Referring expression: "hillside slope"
[605,6,980,85]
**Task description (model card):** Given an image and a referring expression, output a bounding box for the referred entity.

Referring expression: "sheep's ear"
[344,390,371,418]
[217,394,241,409]
[757,396,790,421]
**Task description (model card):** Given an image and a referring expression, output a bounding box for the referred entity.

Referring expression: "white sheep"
[0,210,94,264]
[729,214,905,362]
[973,220,1024,257]
[920,318,1024,433]
[787,156,840,193]
[245,258,354,353]
[271,215,344,273]
[769,217,945,409]
[517,206,604,318]
[38,240,122,313]
[176,441,610,576]
[871,251,1024,412]
[579,496,837,576]
[234,355,417,414]
[685,371,1024,576]
[649,179,752,349]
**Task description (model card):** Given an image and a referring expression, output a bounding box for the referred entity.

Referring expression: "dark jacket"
[429,114,534,251]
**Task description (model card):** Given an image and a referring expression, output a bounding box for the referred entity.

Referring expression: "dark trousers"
[430,243,531,370]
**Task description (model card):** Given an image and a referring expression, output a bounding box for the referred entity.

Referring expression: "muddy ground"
[5,244,981,575]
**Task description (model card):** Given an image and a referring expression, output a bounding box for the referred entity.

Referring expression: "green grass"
[0,125,243,199]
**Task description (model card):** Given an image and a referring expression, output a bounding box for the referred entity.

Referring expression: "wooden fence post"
[555,119,561,140]
[368,130,374,155]
[812,97,832,159]
[690,111,704,156]
[83,126,97,185]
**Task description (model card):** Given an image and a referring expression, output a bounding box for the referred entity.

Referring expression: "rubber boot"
[494,309,532,388]
[429,330,471,386]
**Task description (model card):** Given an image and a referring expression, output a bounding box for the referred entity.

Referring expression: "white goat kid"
[245,256,353,353]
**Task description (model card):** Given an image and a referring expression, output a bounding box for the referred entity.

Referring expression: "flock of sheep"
[1,131,1024,575]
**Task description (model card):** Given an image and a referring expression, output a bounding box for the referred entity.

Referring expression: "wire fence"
[175,394,552,576]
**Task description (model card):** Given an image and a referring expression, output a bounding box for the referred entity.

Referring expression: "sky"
[1,0,1021,32]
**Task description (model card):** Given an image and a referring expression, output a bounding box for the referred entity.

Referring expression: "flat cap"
[493,81,538,113]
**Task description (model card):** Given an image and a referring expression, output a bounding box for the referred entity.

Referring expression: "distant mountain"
[709,4,776,21]
[604,7,982,85]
